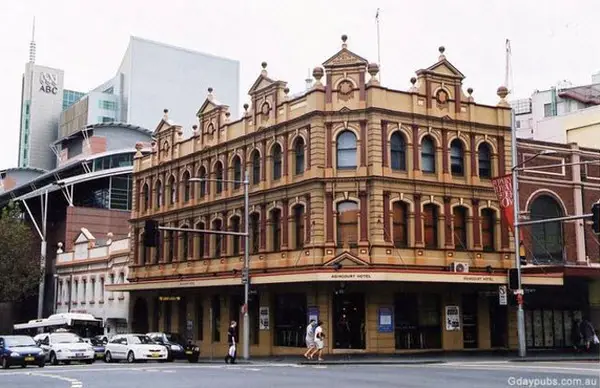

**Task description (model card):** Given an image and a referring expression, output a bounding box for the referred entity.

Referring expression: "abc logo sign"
[39,72,59,95]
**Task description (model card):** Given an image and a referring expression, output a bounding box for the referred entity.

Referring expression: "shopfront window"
[274,293,307,347]
[211,296,220,342]
[394,293,441,350]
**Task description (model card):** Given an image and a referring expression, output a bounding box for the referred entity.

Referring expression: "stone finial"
[341,34,348,49]
[163,109,169,120]
[207,87,214,100]
[225,111,231,123]
[57,242,63,254]
[409,77,418,93]
[134,142,144,159]
[367,63,380,85]
[497,85,510,107]
[312,66,324,85]
[151,140,157,152]
[106,232,113,246]
[261,62,268,77]
[438,46,446,61]
[467,87,474,103]
[243,103,249,116]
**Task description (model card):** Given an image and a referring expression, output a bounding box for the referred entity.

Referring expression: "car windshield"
[87,338,103,346]
[4,336,36,347]
[52,333,83,344]
[166,333,184,343]
[129,335,153,345]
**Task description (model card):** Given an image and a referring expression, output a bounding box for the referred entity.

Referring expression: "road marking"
[27,372,84,388]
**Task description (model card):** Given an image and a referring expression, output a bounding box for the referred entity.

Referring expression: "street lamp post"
[189,172,251,360]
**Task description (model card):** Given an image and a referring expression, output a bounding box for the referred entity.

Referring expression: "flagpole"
[376,8,381,83]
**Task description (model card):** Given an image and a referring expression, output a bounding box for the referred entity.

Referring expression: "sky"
[0,0,599,170]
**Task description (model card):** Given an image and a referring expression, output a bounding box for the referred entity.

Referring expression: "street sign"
[498,285,507,305]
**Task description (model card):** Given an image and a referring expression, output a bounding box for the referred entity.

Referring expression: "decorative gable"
[74,227,95,245]
[323,251,370,267]
[323,35,368,69]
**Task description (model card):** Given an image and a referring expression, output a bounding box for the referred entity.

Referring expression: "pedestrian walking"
[225,320,237,364]
[579,318,598,352]
[303,319,317,359]
[309,320,325,361]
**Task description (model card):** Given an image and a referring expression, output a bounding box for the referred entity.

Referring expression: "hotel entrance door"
[332,292,365,349]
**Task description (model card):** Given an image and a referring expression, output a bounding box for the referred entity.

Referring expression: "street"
[1,361,599,388]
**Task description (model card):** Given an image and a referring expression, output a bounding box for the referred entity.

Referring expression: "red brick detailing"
[326,123,333,168]
[426,80,432,109]
[414,194,423,245]
[262,140,267,182]
[383,191,391,242]
[360,120,367,167]
[305,194,311,244]
[222,156,228,191]
[282,199,289,247]
[65,207,130,250]
[412,125,419,171]
[470,134,477,177]
[306,125,312,169]
[89,136,107,154]
[206,158,211,195]
[359,191,368,242]
[359,72,366,101]
[444,197,453,247]
[454,84,461,114]
[381,121,388,167]
[260,205,267,250]
[442,130,449,174]
[497,137,506,176]
[326,193,334,243]
[472,199,481,248]
[283,133,289,177]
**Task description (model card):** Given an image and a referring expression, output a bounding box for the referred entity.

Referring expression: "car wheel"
[38,361,45,368]
[49,352,59,366]
[1,357,9,369]
[104,351,112,363]
[127,351,135,364]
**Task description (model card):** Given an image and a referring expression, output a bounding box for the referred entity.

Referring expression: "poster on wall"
[308,306,319,323]
[259,307,270,330]
[445,305,460,331]
[378,307,393,333]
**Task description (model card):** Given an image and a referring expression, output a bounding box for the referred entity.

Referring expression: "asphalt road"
[1,360,599,388]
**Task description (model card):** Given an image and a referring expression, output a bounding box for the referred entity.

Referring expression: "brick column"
[260,205,267,251]
[261,140,267,182]
[221,212,228,256]
[472,199,481,249]
[454,84,462,114]
[360,120,367,167]
[412,125,419,171]
[306,125,312,169]
[359,191,368,242]
[383,191,391,242]
[444,196,453,248]
[304,194,311,244]
[203,224,210,258]
[414,194,423,246]
[470,134,477,177]
[206,157,211,195]
[442,130,449,174]
[326,123,333,168]
[283,134,289,177]
[282,199,289,248]
[325,193,334,243]
[222,155,228,192]
[381,121,388,168]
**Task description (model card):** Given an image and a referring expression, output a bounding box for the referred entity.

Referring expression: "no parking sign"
[499,285,507,305]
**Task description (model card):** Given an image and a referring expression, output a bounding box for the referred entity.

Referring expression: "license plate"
[24,356,34,362]
[185,351,192,355]
[75,353,84,357]
[151,353,160,358]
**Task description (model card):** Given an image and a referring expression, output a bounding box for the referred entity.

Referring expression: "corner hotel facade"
[109,36,562,355]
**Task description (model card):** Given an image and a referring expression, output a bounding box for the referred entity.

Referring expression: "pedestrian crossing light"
[592,203,600,234]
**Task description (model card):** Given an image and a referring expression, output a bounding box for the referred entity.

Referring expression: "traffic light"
[143,220,159,247]
[508,268,519,290]
[592,203,600,234]
[519,243,527,267]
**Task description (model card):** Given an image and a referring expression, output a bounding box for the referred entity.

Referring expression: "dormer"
[153,109,183,164]
[73,228,95,260]
[197,87,230,147]
[415,46,467,113]
[322,35,369,107]
[247,62,287,129]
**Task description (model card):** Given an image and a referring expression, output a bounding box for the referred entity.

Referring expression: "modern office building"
[113,36,567,355]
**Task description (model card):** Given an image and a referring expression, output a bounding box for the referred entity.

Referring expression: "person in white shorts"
[303,319,317,359]
[310,320,325,361]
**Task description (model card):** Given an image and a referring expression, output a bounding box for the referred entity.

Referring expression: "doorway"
[488,297,508,348]
[332,292,365,349]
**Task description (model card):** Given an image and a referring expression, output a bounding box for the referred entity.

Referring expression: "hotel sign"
[39,72,59,95]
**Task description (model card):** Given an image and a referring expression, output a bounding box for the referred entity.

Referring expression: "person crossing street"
[225,321,237,364]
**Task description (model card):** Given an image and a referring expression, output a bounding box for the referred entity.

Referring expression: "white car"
[34,332,95,365]
[104,334,168,363]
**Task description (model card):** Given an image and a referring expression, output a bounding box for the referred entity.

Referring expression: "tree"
[0,202,43,302]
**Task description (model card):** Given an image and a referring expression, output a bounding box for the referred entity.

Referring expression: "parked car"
[104,334,168,363]
[83,337,105,359]
[34,332,95,365]
[0,335,45,369]
[147,332,199,362]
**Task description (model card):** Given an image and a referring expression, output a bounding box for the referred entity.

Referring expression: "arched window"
[249,213,260,254]
[421,136,436,173]
[155,180,162,208]
[450,139,464,176]
[336,131,357,169]
[453,206,468,250]
[423,204,439,248]
[213,219,223,258]
[168,175,177,205]
[270,209,282,252]
[530,196,564,263]
[182,171,191,203]
[196,222,205,258]
[481,208,496,251]
[390,132,406,171]
[233,156,242,189]
[392,202,408,248]
[251,151,261,185]
[230,216,241,256]
[198,167,207,197]
[337,201,359,247]
[294,137,305,175]
[142,183,149,211]
[272,143,282,181]
[478,143,492,178]
[214,162,223,194]
[293,205,305,249]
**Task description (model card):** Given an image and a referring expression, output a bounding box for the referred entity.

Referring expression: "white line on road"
[27,372,84,388]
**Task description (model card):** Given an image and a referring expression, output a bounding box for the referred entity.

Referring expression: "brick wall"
[65,206,130,250]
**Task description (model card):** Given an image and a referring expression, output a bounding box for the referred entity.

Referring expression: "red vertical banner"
[491,174,521,240]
